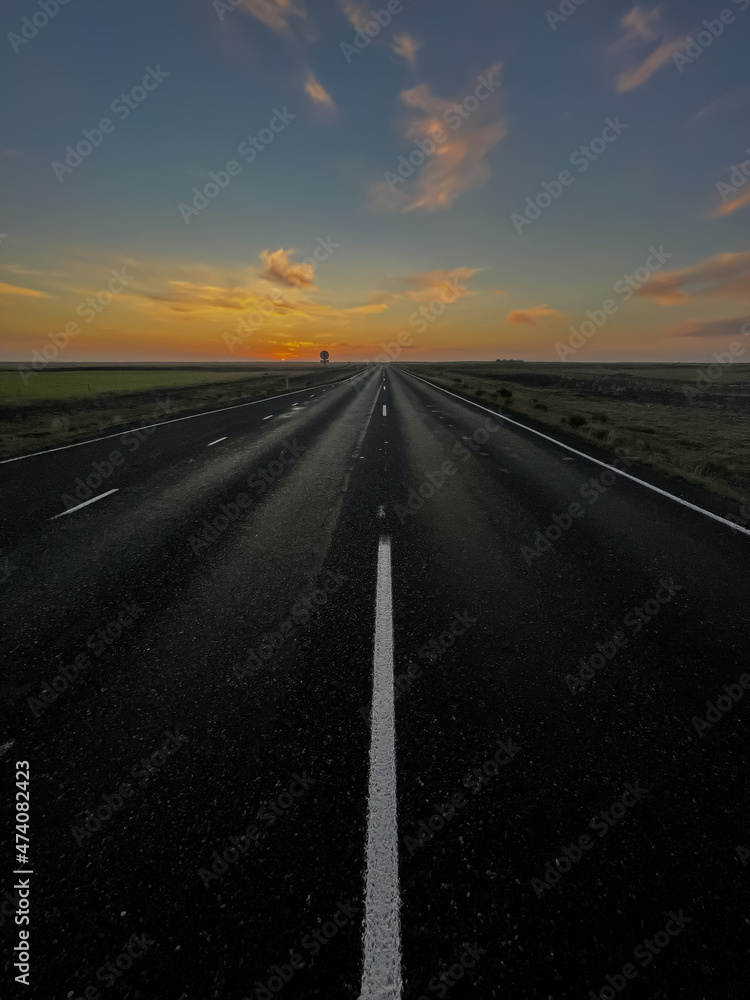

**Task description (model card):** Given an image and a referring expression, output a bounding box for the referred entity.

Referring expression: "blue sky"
[2,0,750,361]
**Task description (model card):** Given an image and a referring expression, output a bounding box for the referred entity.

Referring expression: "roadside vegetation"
[0,363,361,458]
[401,362,750,505]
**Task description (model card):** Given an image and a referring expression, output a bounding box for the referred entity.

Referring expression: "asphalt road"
[2,364,749,1000]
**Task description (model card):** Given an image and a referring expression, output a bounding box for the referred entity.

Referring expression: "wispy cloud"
[304,71,337,108]
[259,248,317,289]
[506,304,564,326]
[687,88,750,129]
[399,267,482,301]
[240,0,306,36]
[338,0,368,30]
[0,282,52,299]
[635,250,750,304]
[714,188,750,219]
[391,33,422,66]
[609,5,686,93]
[669,315,750,339]
[369,63,506,213]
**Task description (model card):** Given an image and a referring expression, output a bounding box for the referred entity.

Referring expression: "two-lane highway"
[2,364,749,999]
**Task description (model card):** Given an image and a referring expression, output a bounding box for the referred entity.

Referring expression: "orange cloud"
[714,187,750,218]
[259,248,317,289]
[399,267,482,302]
[507,305,564,326]
[240,0,306,35]
[304,72,336,107]
[392,33,422,66]
[0,282,52,299]
[668,315,750,339]
[369,63,506,213]
[635,250,750,304]
[609,5,686,93]
[338,0,367,30]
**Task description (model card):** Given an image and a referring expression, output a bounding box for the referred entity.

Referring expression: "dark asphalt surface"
[2,364,749,999]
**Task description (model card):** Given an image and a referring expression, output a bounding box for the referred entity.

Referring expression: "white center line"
[207,437,227,447]
[359,536,402,1000]
[51,488,119,520]
[382,405,387,417]
[263,414,274,421]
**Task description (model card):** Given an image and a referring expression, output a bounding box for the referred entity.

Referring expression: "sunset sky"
[2,0,750,363]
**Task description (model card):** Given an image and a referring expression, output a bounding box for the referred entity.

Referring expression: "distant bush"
[593,413,609,423]
[533,402,548,411]
[475,388,485,397]
[499,388,513,399]
[569,414,587,429]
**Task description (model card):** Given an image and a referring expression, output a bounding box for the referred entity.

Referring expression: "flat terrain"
[0,363,361,458]
[2,366,749,999]
[402,361,750,506]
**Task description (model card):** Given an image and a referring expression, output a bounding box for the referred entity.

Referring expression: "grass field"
[0,364,361,458]
[401,362,750,508]
[0,369,273,403]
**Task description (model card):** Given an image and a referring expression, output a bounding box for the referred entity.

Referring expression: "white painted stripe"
[382,385,386,392]
[0,371,366,465]
[382,405,387,417]
[360,536,402,1000]
[403,370,750,539]
[263,414,274,421]
[207,436,226,447]
[51,488,119,520]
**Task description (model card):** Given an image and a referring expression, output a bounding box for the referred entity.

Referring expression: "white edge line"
[1,370,367,465]
[207,436,227,447]
[51,488,119,519]
[401,369,750,539]
[359,535,402,1000]
[263,414,274,421]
